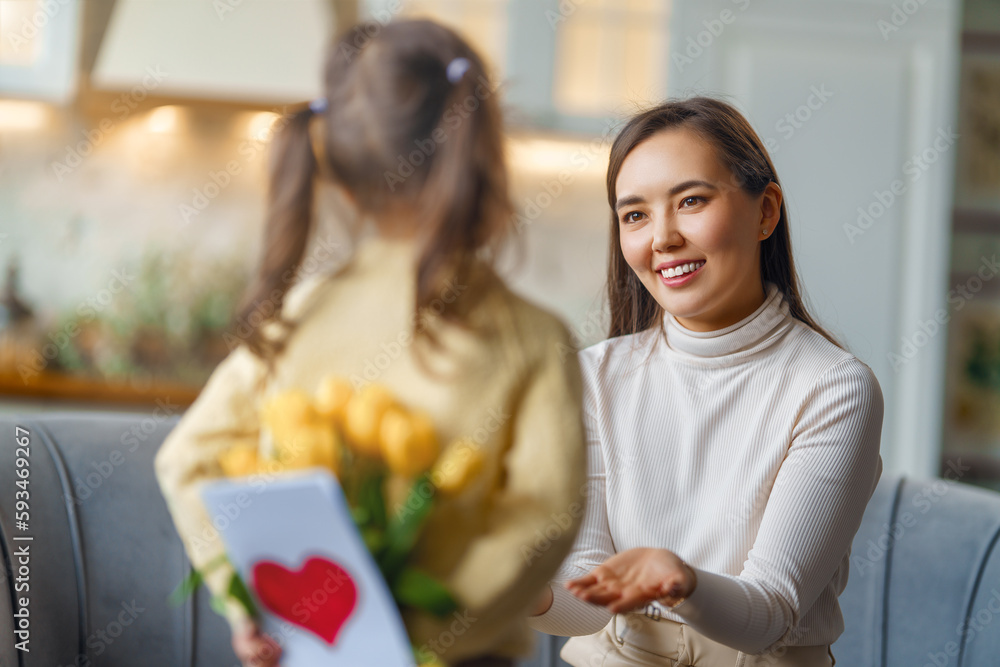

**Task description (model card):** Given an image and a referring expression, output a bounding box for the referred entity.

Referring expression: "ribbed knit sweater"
[528,284,884,655]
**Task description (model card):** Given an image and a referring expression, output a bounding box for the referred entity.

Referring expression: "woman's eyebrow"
[615,180,718,211]
[615,194,645,211]
[667,179,717,197]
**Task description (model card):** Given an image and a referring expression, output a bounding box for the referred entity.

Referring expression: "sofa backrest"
[0,412,236,667]
[831,472,1000,667]
[3,412,1000,667]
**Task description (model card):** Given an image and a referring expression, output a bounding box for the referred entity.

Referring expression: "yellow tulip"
[261,389,340,474]
[380,409,439,478]
[432,438,485,496]
[316,376,354,426]
[343,384,396,458]
[218,444,259,478]
[277,426,340,474]
[261,390,324,444]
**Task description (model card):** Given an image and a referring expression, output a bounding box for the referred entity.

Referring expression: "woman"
[528,97,883,666]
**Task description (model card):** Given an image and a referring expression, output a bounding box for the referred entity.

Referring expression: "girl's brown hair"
[605,96,839,346]
[234,19,512,361]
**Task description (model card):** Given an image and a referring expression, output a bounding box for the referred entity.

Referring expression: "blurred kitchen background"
[0,0,998,489]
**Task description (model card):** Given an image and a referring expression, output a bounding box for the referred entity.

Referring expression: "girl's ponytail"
[233,106,317,363]
[413,58,511,338]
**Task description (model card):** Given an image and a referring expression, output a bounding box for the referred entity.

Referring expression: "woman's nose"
[651,215,682,252]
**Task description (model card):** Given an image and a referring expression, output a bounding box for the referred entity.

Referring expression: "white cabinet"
[668,0,962,478]
[0,0,82,103]
[91,0,334,104]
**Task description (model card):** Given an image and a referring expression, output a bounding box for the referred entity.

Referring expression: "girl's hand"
[232,618,282,667]
[565,548,697,614]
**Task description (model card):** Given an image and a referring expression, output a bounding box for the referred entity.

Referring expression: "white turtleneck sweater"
[528,285,884,655]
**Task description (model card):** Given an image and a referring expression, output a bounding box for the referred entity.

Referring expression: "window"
[0,0,81,102]
[362,0,672,134]
[553,0,670,119]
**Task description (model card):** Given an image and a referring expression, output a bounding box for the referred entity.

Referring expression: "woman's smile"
[657,260,706,286]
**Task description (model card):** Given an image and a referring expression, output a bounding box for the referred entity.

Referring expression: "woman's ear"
[759,182,783,240]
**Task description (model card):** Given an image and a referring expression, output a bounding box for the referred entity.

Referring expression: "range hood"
[92,0,336,104]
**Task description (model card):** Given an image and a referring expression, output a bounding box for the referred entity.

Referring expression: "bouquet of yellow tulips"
[173,377,485,666]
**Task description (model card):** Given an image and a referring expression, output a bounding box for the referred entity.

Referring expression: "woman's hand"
[565,548,697,614]
[232,618,282,667]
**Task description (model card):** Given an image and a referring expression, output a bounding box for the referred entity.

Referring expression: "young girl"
[528,98,884,666]
[155,19,587,667]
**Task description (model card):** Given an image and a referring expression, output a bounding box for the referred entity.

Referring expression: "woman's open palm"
[566,548,697,614]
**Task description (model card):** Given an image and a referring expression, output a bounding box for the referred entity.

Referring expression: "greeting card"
[201,470,416,666]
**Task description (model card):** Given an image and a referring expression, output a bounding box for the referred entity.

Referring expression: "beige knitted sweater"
[155,235,587,662]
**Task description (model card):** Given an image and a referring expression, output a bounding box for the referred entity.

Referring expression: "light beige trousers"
[560,615,836,667]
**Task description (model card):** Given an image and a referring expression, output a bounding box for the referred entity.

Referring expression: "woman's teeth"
[661,261,705,279]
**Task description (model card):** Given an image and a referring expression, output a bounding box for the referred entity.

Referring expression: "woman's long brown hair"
[605,97,839,346]
[233,19,512,362]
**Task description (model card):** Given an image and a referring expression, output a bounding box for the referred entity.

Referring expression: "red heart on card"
[251,556,358,645]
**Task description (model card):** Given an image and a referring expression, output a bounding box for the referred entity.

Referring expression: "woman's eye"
[623,211,645,224]
[681,196,704,208]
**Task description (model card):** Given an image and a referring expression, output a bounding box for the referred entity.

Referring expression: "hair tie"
[309,97,328,115]
[446,57,471,84]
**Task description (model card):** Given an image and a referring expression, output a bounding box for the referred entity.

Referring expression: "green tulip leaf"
[380,474,434,579]
[167,553,230,607]
[228,571,259,619]
[392,567,458,618]
[168,567,202,608]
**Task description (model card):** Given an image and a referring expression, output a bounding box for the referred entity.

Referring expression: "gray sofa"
[2,412,999,666]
